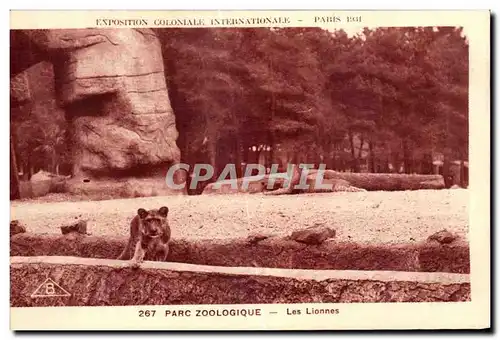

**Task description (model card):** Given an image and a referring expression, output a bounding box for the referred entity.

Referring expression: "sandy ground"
[10,189,469,245]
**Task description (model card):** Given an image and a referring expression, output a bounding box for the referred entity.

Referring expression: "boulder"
[60,219,88,235]
[18,170,70,199]
[427,229,459,245]
[290,226,336,245]
[246,233,272,245]
[10,220,26,236]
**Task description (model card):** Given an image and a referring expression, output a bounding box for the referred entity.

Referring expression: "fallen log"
[10,255,470,307]
[317,170,445,191]
[202,170,445,194]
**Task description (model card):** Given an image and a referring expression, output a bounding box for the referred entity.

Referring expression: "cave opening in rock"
[64,92,117,120]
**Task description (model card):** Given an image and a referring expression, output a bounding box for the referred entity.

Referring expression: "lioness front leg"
[153,244,169,262]
[117,239,133,260]
[130,240,146,268]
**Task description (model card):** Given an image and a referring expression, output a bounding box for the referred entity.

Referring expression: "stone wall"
[10,256,470,307]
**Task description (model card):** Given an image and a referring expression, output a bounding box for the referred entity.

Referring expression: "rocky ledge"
[10,256,470,307]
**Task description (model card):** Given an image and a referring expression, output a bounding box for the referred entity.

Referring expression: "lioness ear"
[137,208,148,219]
[159,206,169,217]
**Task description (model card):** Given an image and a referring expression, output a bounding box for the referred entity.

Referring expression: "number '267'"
[139,310,156,317]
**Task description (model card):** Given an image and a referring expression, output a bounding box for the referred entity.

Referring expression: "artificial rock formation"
[20,29,181,184]
[10,256,471,307]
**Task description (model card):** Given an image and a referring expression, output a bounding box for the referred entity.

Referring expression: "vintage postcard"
[9,10,490,331]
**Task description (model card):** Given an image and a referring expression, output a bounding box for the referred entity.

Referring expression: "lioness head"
[137,206,169,237]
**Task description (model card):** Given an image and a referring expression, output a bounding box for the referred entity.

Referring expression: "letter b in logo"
[31,278,71,298]
[45,282,56,295]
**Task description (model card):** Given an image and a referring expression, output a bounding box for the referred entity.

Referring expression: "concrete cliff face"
[23,29,180,180]
[10,256,471,307]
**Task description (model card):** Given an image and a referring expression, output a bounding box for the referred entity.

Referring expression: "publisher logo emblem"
[30,278,71,298]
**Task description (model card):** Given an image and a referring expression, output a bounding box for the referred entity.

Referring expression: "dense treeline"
[157,26,468,188]
[11,26,468,190]
[10,61,69,182]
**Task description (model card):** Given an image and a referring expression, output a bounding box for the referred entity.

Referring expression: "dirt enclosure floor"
[10,189,469,245]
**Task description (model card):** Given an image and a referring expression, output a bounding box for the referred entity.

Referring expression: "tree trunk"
[19,162,25,180]
[254,147,262,169]
[51,149,57,174]
[459,159,466,188]
[402,139,412,174]
[381,155,390,173]
[315,148,323,169]
[10,136,20,200]
[268,130,276,167]
[357,137,365,159]
[234,136,243,179]
[208,140,217,182]
[268,76,276,169]
[421,153,433,175]
[348,132,360,173]
[442,156,453,188]
[369,142,376,173]
[243,143,249,164]
[323,142,333,170]
[28,157,34,180]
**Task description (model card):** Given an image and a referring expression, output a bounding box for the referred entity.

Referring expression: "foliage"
[157,26,468,183]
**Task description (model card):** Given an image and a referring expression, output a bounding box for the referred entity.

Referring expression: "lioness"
[117,206,171,267]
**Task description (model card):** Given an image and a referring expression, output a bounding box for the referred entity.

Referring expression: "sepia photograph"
[8,10,490,331]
